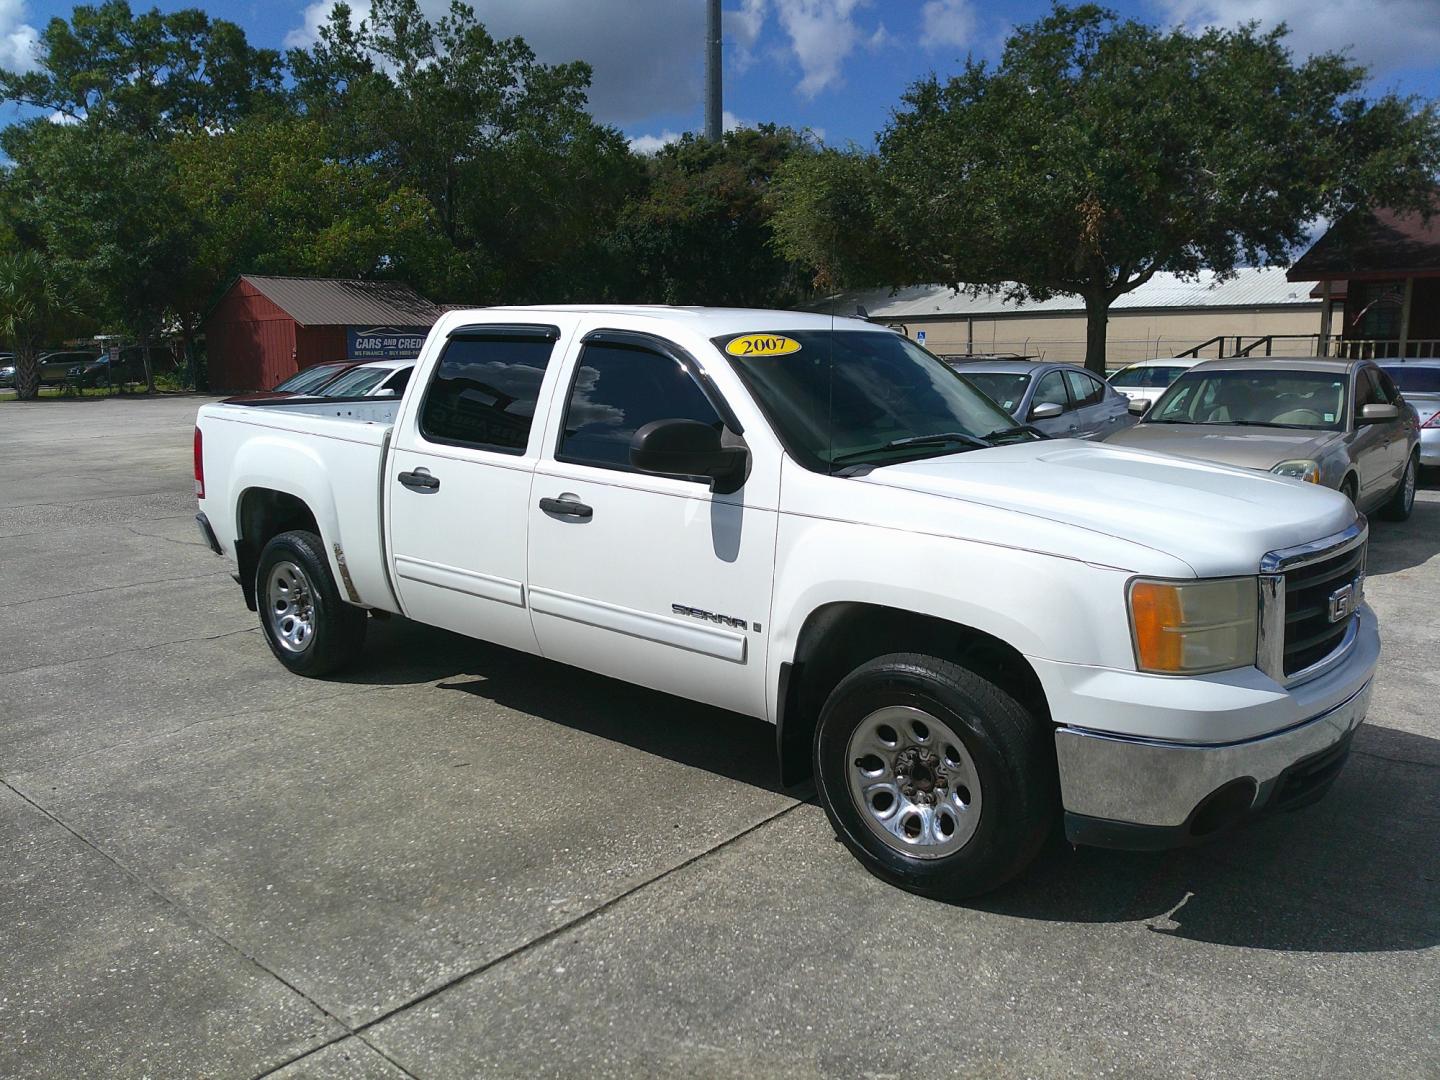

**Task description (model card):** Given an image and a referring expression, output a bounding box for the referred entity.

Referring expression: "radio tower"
[704,0,722,142]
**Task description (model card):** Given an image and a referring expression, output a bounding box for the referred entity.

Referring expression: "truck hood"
[1102,423,1343,471]
[857,438,1357,577]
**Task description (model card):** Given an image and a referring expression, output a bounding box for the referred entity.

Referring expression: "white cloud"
[920,0,977,52]
[773,0,885,98]
[285,0,371,50]
[628,129,683,155]
[1154,0,1440,73]
[726,0,767,74]
[0,0,39,73]
[47,109,81,125]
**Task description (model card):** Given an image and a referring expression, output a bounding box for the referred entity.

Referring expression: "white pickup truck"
[194,307,1378,897]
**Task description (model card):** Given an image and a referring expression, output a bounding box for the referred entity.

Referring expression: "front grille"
[1281,542,1365,675]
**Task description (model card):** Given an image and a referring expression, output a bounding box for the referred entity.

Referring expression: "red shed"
[203,275,443,392]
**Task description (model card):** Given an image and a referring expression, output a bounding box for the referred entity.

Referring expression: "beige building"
[813,268,1326,368]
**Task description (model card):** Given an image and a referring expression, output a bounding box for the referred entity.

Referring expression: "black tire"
[813,652,1056,900]
[255,529,367,676]
[1380,451,1418,522]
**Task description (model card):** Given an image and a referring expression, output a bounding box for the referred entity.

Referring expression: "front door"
[1351,365,1405,502]
[387,321,573,653]
[527,332,777,718]
[1029,368,1075,437]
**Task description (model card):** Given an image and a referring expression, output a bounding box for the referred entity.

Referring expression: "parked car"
[954,360,1135,439]
[1105,357,1420,518]
[272,361,360,395]
[314,358,415,398]
[38,350,99,385]
[0,353,14,389]
[1107,357,1202,406]
[1379,360,1440,471]
[70,346,157,388]
[195,308,1376,899]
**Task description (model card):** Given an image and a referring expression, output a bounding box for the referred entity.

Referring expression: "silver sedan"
[950,360,1136,440]
[1104,357,1421,520]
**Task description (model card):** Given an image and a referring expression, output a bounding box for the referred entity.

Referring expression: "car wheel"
[1380,452,1418,522]
[255,529,367,676]
[813,652,1055,899]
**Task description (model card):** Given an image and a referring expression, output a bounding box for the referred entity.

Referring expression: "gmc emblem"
[1327,583,1355,623]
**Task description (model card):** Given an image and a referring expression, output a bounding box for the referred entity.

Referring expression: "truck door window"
[557,341,722,473]
[419,333,557,453]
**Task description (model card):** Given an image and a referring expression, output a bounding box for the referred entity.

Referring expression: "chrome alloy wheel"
[266,560,316,653]
[1403,458,1417,512]
[845,705,982,859]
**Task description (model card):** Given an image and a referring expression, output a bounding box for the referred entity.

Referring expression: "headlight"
[1128,577,1257,674]
[1270,459,1321,483]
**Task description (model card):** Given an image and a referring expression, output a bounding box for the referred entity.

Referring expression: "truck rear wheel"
[256,530,367,677]
[814,652,1055,899]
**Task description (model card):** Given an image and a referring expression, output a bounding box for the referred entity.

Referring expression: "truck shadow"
[972,722,1439,954]
[340,617,1435,956]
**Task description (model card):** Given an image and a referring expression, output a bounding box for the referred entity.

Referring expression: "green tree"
[289,0,637,300]
[4,122,200,391]
[0,0,286,136]
[611,125,818,307]
[0,250,77,399]
[773,4,1440,374]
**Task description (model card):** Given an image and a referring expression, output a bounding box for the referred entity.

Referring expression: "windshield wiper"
[1221,419,1322,430]
[1144,417,1201,424]
[830,430,991,465]
[984,424,1045,442]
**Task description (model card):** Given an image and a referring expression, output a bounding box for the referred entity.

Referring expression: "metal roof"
[243,275,442,328]
[812,268,1319,321]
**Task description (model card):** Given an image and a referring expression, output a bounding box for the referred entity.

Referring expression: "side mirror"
[374,388,397,398]
[1128,398,1152,415]
[1029,401,1064,421]
[630,418,749,494]
[1359,402,1400,423]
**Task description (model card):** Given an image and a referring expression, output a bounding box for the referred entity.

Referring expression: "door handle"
[397,468,440,492]
[539,496,593,520]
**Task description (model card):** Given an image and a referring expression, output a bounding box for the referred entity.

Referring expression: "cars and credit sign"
[347,326,430,360]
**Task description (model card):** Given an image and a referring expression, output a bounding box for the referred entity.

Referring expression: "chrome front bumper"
[1055,679,1371,848]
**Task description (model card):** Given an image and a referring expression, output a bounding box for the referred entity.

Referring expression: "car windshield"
[274,364,348,393]
[959,371,1031,414]
[720,330,1033,472]
[320,365,392,397]
[1147,369,1348,430]
[1382,365,1440,394]
[1110,365,1188,388]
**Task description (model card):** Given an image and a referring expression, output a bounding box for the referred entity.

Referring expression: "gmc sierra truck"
[194,307,1378,897]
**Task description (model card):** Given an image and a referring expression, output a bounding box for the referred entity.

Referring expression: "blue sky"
[2,0,1438,149]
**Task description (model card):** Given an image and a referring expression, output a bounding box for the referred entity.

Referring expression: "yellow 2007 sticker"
[725,334,802,357]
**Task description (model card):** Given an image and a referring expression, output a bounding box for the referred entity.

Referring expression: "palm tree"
[0,251,72,400]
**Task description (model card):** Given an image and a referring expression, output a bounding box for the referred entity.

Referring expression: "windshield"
[960,371,1031,415]
[275,364,348,393]
[720,330,1032,471]
[1382,365,1440,394]
[319,366,391,397]
[1147,369,1348,430]
[1110,364,1188,388]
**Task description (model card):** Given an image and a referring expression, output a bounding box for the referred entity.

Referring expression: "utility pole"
[704,0,722,142]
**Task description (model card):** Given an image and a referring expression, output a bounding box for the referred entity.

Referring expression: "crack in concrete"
[249,801,804,1079]
[0,569,233,609]
[0,625,259,677]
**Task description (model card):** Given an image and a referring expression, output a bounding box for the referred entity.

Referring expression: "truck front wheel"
[814,652,1055,899]
[255,530,367,677]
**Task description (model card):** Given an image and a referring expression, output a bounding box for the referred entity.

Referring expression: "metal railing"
[1323,337,1440,360]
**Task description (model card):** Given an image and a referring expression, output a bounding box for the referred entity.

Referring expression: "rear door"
[386,319,577,653]
[1063,368,1119,437]
[527,328,778,718]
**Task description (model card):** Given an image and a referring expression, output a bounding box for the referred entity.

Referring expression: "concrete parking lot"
[2,395,1437,1079]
